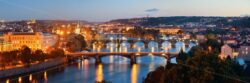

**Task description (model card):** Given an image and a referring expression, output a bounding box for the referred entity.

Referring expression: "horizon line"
[1,15,249,23]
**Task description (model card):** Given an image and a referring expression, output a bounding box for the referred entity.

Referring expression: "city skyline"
[0,0,250,82]
[0,0,250,22]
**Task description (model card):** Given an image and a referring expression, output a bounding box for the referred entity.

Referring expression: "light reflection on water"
[28,74,32,82]
[83,60,88,80]
[44,71,47,81]
[96,64,103,82]
[4,55,173,83]
[3,40,197,83]
[131,64,138,83]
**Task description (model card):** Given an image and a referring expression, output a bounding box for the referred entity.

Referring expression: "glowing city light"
[29,74,32,81]
[18,77,22,83]
[96,64,103,82]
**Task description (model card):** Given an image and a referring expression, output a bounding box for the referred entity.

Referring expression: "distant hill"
[36,20,93,25]
[6,20,92,25]
[109,16,250,28]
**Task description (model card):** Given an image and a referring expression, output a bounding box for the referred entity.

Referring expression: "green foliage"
[145,39,247,83]
[66,34,87,52]
[0,46,66,69]
[20,45,32,65]
[126,27,159,39]
[75,34,87,49]
[111,17,250,28]
[49,48,65,58]
[32,50,46,62]
[177,30,184,34]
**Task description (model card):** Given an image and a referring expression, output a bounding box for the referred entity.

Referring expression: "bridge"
[66,52,179,64]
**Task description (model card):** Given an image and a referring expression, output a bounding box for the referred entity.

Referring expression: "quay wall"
[0,57,67,78]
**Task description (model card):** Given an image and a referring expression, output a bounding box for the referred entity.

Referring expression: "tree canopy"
[144,39,248,83]
[66,34,87,52]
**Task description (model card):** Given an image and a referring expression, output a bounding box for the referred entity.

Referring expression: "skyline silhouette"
[0,0,249,22]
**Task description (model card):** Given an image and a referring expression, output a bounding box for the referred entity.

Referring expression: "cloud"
[145,8,159,12]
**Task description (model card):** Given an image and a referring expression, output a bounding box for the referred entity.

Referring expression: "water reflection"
[93,38,197,53]
[96,64,103,82]
[29,74,32,82]
[134,41,145,52]
[78,62,81,70]
[120,41,130,52]
[107,42,116,52]
[175,41,185,52]
[162,41,171,52]
[3,37,199,83]
[6,79,9,83]
[83,60,89,80]
[148,41,158,52]
[44,71,48,81]
[18,77,22,83]
[109,56,113,63]
[131,64,138,83]
[4,56,171,83]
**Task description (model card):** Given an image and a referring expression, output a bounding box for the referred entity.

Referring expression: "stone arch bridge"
[66,52,178,64]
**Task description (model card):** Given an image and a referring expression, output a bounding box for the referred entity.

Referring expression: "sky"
[0,0,250,22]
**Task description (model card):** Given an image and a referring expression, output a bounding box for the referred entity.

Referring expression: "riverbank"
[0,57,67,79]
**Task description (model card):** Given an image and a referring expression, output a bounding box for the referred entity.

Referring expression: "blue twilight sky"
[0,0,250,22]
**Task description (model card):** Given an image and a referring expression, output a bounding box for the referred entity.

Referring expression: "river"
[3,40,197,83]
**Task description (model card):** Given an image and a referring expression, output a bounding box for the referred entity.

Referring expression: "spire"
[75,21,81,34]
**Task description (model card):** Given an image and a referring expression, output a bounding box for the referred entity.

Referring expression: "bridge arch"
[119,41,130,52]
[175,41,185,52]
[162,41,171,52]
[148,40,159,52]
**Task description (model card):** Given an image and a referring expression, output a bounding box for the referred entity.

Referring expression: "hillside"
[109,16,250,28]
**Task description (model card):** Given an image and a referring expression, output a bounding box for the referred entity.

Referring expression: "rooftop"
[7,32,42,35]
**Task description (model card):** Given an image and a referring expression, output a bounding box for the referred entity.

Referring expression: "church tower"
[75,21,81,34]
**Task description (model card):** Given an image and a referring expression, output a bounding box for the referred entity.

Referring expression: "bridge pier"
[166,54,171,64]
[95,56,102,64]
[130,55,137,64]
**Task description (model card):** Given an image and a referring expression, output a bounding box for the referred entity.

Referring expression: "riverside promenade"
[0,58,67,79]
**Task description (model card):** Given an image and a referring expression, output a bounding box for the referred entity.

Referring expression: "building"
[0,41,12,52]
[159,27,181,34]
[220,44,239,59]
[223,38,238,44]
[196,34,206,42]
[238,43,250,61]
[239,45,250,56]
[183,33,191,39]
[3,32,57,51]
[42,33,58,51]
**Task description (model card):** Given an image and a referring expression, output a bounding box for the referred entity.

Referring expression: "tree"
[66,34,87,52]
[177,30,184,34]
[19,45,32,66]
[176,48,188,63]
[33,49,46,62]
[49,49,65,58]
[144,39,246,83]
